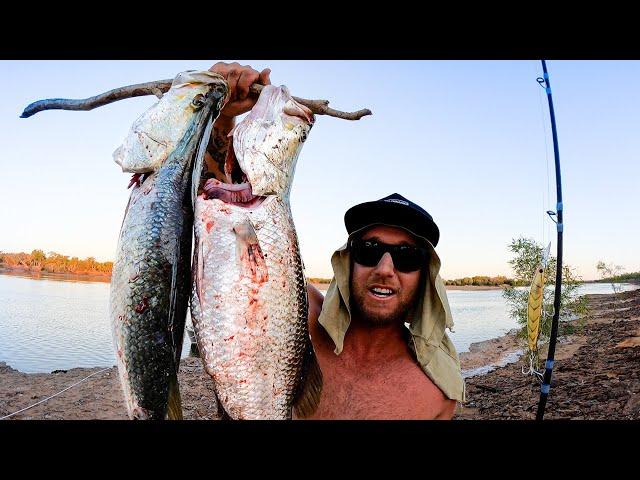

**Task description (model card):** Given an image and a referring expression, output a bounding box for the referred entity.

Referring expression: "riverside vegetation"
[503,237,588,343]
[0,250,113,276]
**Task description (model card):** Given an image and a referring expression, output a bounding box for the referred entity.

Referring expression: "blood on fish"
[127,173,142,189]
[206,221,214,232]
[135,296,149,314]
[242,244,269,284]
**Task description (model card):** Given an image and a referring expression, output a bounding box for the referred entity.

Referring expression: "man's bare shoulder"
[306,284,326,339]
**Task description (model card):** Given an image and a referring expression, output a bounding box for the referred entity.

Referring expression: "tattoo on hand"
[204,124,232,182]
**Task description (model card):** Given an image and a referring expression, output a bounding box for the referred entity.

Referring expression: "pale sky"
[1,60,638,280]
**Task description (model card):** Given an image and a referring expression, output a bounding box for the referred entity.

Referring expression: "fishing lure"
[523,243,551,379]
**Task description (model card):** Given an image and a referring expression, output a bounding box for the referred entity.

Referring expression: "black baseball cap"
[344,193,440,247]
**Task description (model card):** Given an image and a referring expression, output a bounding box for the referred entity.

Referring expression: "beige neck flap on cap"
[317,225,466,402]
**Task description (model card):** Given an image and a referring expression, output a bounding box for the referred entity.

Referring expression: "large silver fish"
[110,71,227,420]
[190,85,322,419]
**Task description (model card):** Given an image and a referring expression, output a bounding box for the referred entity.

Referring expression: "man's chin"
[355,304,406,326]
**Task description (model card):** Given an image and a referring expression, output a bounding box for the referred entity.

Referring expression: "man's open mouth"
[368,286,397,299]
[201,140,265,208]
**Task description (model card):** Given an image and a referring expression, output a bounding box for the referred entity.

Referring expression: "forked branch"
[21,80,372,120]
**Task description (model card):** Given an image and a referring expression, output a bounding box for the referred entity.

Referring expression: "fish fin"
[209,388,231,420]
[166,374,183,420]
[217,402,232,421]
[292,342,323,419]
[233,221,269,284]
[168,251,183,365]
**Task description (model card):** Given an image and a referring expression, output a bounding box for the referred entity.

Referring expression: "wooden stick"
[20,79,372,120]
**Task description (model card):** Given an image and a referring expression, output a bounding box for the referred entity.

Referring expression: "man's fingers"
[259,68,272,86]
[236,69,258,100]
[226,68,241,101]
[209,62,274,117]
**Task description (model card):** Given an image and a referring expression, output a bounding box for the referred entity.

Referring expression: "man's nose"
[374,252,395,277]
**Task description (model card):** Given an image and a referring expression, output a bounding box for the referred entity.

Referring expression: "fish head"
[114,70,228,174]
[231,85,314,197]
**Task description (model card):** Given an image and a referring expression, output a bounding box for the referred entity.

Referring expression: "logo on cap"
[384,199,409,206]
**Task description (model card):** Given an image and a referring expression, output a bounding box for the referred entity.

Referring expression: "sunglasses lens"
[351,240,383,267]
[392,248,426,272]
[351,240,426,272]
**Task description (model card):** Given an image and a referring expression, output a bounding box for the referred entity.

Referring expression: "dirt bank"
[455,287,640,419]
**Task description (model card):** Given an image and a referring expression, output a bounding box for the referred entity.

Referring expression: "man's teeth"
[371,287,393,296]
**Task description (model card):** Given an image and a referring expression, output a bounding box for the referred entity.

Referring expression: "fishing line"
[535,61,552,246]
[534,61,554,342]
[0,367,111,420]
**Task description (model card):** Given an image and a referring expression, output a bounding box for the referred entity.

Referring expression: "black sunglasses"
[349,239,428,273]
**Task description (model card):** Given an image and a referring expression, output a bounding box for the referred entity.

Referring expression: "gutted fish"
[190,85,322,419]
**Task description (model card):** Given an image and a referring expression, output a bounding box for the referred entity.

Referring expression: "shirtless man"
[207,62,465,420]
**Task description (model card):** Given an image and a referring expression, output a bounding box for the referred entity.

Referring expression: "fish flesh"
[190,85,322,419]
[110,71,227,419]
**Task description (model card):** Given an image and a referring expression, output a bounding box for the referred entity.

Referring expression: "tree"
[29,249,46,270]
[503,237,587,345]
[596,260,625,314]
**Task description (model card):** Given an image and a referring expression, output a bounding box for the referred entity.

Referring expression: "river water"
[0,272,636,373]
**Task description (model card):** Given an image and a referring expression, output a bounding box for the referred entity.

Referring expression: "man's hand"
[204,62,271,184]
[209,62,271,121]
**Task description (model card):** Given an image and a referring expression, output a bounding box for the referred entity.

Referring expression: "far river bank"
[0,269,512,291]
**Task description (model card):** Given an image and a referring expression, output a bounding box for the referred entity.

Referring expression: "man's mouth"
[368,285,397,299]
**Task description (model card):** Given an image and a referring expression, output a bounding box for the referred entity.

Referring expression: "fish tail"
[292,346,323,419]
[166,374,183,420]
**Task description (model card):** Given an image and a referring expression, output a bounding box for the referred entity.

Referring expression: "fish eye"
[300,130,307,142]
[191,94,205,110]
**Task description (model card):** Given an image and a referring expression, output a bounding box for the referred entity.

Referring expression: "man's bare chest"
[308,345,444,420]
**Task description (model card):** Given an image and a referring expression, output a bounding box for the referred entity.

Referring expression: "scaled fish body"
[191,85,321,419]
[110,71,227,420]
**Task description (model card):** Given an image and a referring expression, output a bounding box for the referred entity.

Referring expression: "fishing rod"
[535,60,564,420]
